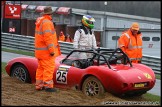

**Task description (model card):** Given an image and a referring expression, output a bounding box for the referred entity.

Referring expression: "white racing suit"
[73,28,97,59]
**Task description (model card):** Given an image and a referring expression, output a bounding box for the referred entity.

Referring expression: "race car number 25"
[56,65,71,84]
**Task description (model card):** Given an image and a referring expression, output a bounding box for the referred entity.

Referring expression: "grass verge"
[155,74,161,80]
[2,62,7,74]
[2,48,34,56]
[142,93,160,102]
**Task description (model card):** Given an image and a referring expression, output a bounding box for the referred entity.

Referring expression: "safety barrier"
[1,32,161,74]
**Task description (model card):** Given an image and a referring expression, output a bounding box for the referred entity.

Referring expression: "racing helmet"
[81,15,95,29]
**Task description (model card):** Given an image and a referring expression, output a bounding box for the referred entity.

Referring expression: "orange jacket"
[35,15,61,59]
[118,29,143,62]
[59,34,65,41]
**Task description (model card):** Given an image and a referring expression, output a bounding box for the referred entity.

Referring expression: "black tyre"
[82,76,105,97]
[11,64,31,83]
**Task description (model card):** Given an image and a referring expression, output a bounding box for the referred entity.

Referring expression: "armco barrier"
[1,32,161,74]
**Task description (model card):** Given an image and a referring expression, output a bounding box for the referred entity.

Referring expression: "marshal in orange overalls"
[34,14,61,90]
[118,22,143,63]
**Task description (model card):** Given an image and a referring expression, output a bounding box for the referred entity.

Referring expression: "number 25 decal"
[56,65,71,84]
[56,70,67,84]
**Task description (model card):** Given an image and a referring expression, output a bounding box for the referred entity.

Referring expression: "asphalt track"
[1,51,161,96]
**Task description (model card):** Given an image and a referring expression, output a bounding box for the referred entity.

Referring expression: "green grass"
[2,48,34,56]
[155,74,161,80]
[143,93,161,102]
[1,62,7,74]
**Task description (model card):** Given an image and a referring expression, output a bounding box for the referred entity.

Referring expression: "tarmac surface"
[1,51,161,96]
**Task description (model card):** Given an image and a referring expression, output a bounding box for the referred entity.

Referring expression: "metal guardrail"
[1,33,161,74]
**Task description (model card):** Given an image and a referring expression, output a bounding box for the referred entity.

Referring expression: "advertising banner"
[4,4,21,19]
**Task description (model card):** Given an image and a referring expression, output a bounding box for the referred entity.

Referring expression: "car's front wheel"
[11,64,31,83]
[82,76,105,97]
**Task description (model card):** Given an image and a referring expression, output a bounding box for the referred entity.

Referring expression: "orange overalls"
[118,29,143,63]
[34,15,61,90]
[59,32,65,41]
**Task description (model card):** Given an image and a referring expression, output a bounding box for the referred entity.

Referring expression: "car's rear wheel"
[11,64,31,83]
[82,76,105,97]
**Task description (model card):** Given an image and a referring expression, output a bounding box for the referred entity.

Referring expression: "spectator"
[59,31,65,41]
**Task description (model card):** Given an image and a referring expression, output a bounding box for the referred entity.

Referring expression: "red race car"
[5,48,156,97]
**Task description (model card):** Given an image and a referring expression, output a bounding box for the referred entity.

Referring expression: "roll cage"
[61,48,132,69]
